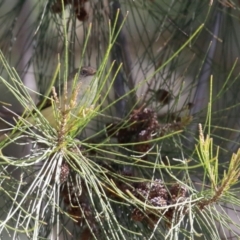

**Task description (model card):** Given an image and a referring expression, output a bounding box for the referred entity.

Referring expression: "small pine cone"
[134,129,152,153]
[140,108,155,125]
[138,130,152,142]
[135,182,150,198]
[131,208,145,222]
[117,128,133,143]
[60,161,70,184]
[135,179,169,206]
[169,183,187,203]
[147,118,159,133]
[129,107,159,134]
[106,122,133,143]
[137,129,151,146]
[150,196,168,207]
[128,111,141,132]
[148,179,168,198]
[107,107,160,145]
[129,109,145,131]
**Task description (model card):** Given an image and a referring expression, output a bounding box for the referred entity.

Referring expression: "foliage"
[0,0,240,239]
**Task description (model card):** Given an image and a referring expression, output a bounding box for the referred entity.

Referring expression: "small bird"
[36,66,97,127]
[0,66,97,140]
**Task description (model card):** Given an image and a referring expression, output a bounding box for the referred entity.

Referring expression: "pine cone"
[107,108,160,152]
[132,180,188,228]
[135,179,169,207]
[134,129,152,152]
[131,208,145,222]
[169,183,187,204]
[60,161,70,184]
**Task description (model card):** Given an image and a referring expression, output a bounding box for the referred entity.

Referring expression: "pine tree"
[0,0,240,239]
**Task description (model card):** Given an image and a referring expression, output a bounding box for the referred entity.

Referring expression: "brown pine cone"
[60,161,70,184]
[135,179,169,207]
